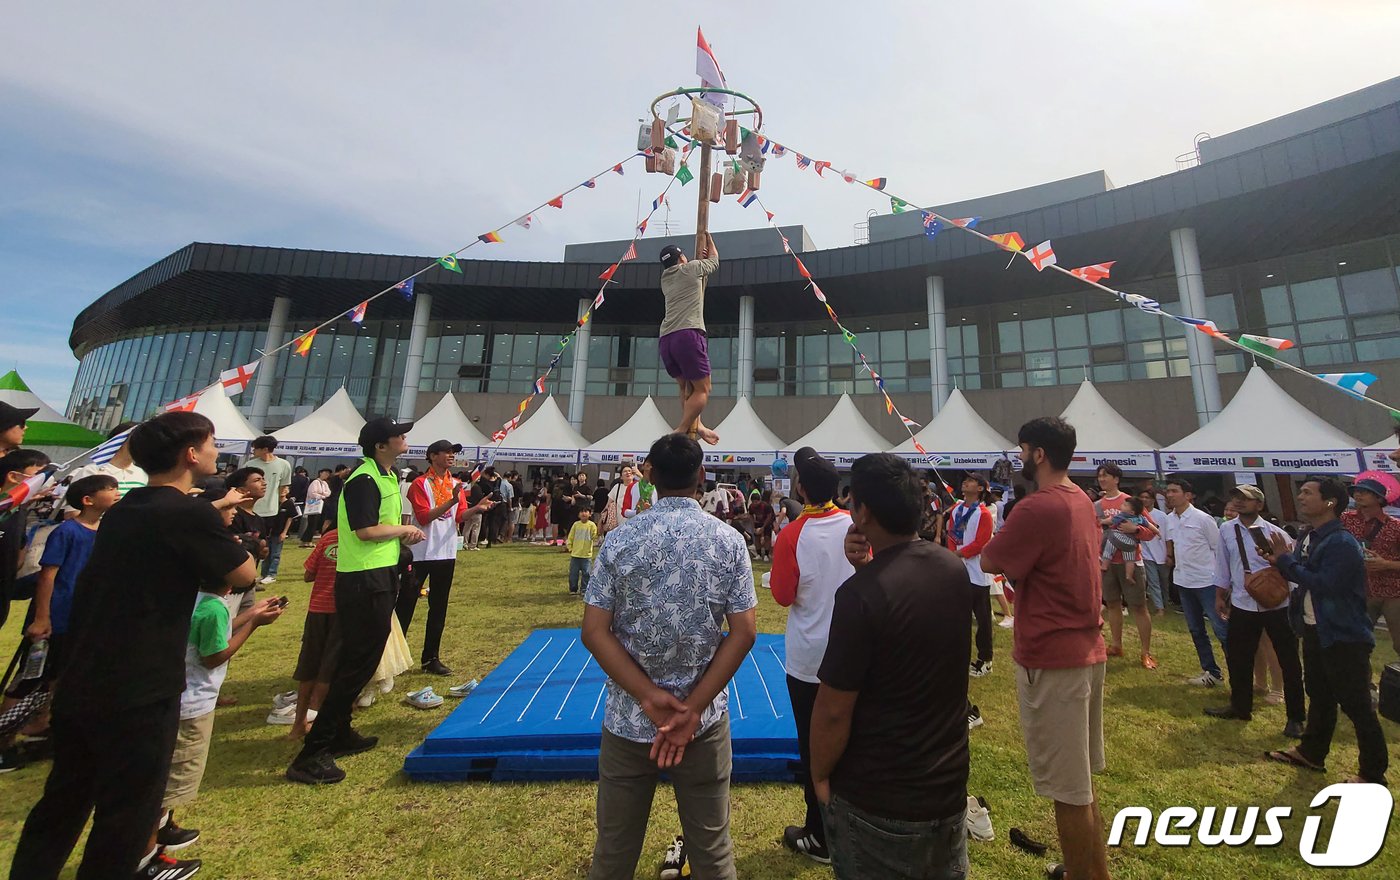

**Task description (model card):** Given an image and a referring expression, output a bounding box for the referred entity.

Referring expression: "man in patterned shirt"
[582,432,758,880]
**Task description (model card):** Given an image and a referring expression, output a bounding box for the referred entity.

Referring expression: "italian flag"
[1239,334,1295,357]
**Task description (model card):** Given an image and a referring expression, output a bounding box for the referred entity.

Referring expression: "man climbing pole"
[659,233,720,445]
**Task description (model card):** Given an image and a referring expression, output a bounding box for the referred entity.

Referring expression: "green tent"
[0,370,105,449]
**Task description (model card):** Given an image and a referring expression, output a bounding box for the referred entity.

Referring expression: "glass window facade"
[67,236,1400,431]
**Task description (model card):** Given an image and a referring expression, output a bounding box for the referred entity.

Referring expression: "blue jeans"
[568,557,591,593]
[824,794,968,880]
[1143,561,1169,611]
[1178,584,1227,677]
[262,534,284,578]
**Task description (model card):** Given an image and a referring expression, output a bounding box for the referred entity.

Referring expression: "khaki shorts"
[1102,562,1146,608]
[163,710,216,808]
[1016,663,1105,806]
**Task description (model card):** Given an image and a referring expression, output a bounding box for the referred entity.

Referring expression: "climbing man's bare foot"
[697,426,720,445]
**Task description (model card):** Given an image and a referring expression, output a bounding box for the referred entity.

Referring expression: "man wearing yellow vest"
[287,417,424,784]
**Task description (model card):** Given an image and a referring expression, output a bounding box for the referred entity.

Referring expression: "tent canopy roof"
[1059,381,1159,450]
[711,397,786,452]
[406,394,488,449]
[500,396,588,450]
[273,387,366,445]
[0,370,105,448]
[587,397,674,452]
[1166,366,1362,452]
[789,394,891,453]
[892,389,1011,453]
[191,382,259,441]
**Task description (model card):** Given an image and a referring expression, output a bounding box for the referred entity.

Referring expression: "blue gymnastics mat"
[403,628,800,783]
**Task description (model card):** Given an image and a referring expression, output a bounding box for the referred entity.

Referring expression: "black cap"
[793,446,839,503]
[425,440,463,456]
[358,416,414,450]
[659,245,684,269]
[0,401,39,432]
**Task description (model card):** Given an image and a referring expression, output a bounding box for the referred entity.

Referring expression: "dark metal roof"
[71,101,1400,353]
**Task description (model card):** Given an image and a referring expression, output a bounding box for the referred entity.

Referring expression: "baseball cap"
[0,401,38,432]
[1228,484,1265,503]
[1351,470,1400,505]
[793,446,839,503]
[358,416,414,450]
[425,440,463,456]
[659,245,684,269]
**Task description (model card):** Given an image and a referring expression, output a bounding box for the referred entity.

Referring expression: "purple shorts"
[659,329,711,381]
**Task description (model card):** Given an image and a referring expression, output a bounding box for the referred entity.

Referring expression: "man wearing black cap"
[770,447,853,865]
[399,440,494,675]
[0,400,38,455]
[287,417,425,784]
[659,233,720,445]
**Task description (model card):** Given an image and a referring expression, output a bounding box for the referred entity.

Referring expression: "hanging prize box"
[722,162,747,195]
[724,119,740,155]
[690,97,722,143]
[748,170,761,190]
[645,152,657,173]
[709,173,722,203]
[650,119,665,152]
[636,123,653,153]
[656,147,676,175]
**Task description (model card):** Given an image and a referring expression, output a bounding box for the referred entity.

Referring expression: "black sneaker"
[157,812,200,851]
[135,852,201,879]
[659,835,686,879]
[285,750,346,785]
[782,825,831,864]
[0,749,21,773]
[967,704,984,730]
[422,659,453,676]
[327,728,379,758]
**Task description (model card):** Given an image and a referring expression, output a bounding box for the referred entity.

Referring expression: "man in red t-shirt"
[983,416,1110,880]
[1095,463,1157,668]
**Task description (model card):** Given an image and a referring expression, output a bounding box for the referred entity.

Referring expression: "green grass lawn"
[2,541,1396,878]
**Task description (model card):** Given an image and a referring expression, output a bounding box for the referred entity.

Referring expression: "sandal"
[1265,748,1325,772]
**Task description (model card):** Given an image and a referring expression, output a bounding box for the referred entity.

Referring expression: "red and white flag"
[219,361,259,397]
[621,241,638,262]
[696,27,727,107]
[1068,261,1115,284]
[163,392,202,412]
[1026,240,1057,272]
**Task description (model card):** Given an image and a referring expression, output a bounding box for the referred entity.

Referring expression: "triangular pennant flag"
[637,218,648,235]
[664,135,678,149]
[884,394,895,415]
[534,377,547,395]
[840,170,856,184]
[622,241,637,262]
[765,210,774,222]
[921,212,942,239]
[582,179,597,189]
[476,232,501,245]
[951,217,980,228]
[593,290,606,309]
[676,164,694,185]
[652,194,667,211]
[1239,334,1295,356]
[163,392,202,413]
[293,328,317,356]
[346,302,368,326]
[793,256,812,279]
[864,177,887,190]
[547,196,564,209]
[737,189,757,207]
[810,283,827,303]
[824,303,837,321]
[220,360,259,396]
[900,414,921,428]
[599,263,619,282]
[515,214,535,230]
[1118,291,1164,315]
[1026,241,1057,272]
[890,197,911,214]
[987,232,1025,252]
[613,163,624,175]
[1177,316,1229,340]
[1068,262,1114,283]
[795,154,811,169]
[439,253,464,271]
[1315,372,1378,397]
[771,143,787,157]
[394,277,415,300]
[814,160,832,177]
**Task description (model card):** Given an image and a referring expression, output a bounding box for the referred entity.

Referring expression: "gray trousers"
[588,713,735,880]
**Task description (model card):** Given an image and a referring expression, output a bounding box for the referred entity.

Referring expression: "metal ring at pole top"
[649,87,763,141]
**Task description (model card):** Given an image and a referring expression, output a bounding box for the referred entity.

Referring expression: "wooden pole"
[695,142,713,257]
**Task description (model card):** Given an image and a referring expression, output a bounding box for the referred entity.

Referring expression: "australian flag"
[395,278,415,301]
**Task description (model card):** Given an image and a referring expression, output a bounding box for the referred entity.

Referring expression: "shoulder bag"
[1235,524,1290,609]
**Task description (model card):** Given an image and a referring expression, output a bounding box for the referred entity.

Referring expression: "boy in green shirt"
[567,507,599,595]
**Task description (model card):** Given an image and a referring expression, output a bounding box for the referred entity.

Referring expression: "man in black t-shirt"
[10,412,255,880]
[811,453,973,880]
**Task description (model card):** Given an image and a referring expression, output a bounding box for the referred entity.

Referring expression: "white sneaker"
[356,692,376,708]
[1188,671,1224,687]
[259,575,276,585]
[266,704,316,725]
[271,690,298,710]
[965,795,994,841]
[967,704,984,730]
[969,659,992,678]
[998,616,1015,628]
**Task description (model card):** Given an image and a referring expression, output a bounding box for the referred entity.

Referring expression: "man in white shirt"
[1162,477,1226,686]
[1136,488,1170,615]
[700,480,729,519]
[769,447,853,865]
[1203,485,1305,736]
[299,468,332,547]
[243,435,292,584]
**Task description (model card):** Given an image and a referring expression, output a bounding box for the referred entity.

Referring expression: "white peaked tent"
[787,394,892,469]
[706,396,787,467]
[496,396,587,465]
[192,382,259,454]
[890,388,1013,468]
[1058,381,1160,472]
[583,397,675,465]
[405,393,488,455]
[1162,366,1363,473]
[272,387,367,456]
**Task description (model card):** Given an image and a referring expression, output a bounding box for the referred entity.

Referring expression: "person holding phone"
[1203,485,1305,736]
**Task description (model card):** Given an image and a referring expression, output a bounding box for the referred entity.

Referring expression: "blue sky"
[4,1,1398,410]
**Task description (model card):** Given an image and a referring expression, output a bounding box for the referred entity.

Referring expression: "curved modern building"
[67,79,1400,450]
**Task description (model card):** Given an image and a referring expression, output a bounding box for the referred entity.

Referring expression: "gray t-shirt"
[659,256,719,337]
[243,455,293,518]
